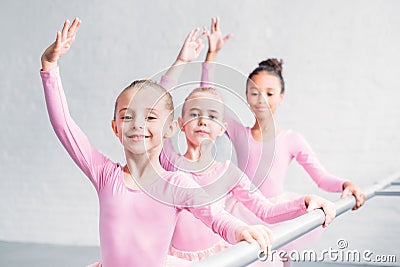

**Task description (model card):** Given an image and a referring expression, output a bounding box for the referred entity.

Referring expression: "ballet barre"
[191,172,400,267]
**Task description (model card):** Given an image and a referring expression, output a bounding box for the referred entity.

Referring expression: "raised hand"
[205,17,232,61]
[304,194,336,228]
[176,27,207,63]
[41,18,81,70]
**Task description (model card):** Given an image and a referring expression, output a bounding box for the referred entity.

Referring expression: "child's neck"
[183,141,216,174]
[253,113,275,130]
[124,148,166,188]
[252,115,277,142]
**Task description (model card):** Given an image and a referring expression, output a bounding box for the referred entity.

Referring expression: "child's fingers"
[322,202,336,227]
[196,43,205,54]
[239,226,272,254]
[354,193,360,210]
[306,202,314,212]
[360,193,366,205]
[184,29,196,43]
[251,228,267,253]
[55,31,61,49]
[354,192,366,210]
[259,226,273,256]
[68,17,81,38]
[306,199,317,212]
[203,26,209,35]
[196,31,208,43]
[323,209,333,227]
[241,229,256,244]
[61,19,70,40]
[340,187,351,198]
[191,28,201,41]
[223,33,233,43]
[211,17,216,33]
[215,16,220,32]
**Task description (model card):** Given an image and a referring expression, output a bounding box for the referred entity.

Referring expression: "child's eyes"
[190,113,218,120]
[251,92,274,96]
[121,115,132,120]
[121,115,157,120]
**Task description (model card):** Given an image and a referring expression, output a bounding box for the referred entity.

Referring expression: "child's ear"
[164,120,178,138]
[217,121,228,137]
[111,120,119,137]
[280,92,285,102]
[178,117,185,132]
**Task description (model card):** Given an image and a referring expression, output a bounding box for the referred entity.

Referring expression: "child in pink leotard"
[157,86,336,263]
[158,20,336,263]
[40,18,273,267]
[199,17,366,266]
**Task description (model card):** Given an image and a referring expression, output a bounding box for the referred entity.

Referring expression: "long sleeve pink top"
[200,62,345,198]
[40,67,246,267]
[160,139,306,251]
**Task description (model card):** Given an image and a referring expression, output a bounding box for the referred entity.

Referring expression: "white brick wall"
[0,0,399,260]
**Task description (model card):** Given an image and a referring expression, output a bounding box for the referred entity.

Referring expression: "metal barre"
[191,172,400,267]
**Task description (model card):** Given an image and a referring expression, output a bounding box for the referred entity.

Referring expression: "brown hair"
[247,58,285,93]
[182,87,224,116]
[113,79,174,120]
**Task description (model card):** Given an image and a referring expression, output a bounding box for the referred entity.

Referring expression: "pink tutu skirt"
[168,239,230,262]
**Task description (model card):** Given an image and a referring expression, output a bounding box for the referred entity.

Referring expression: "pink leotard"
[40,67,246,267]
[160,138,306,259]
[198,62,346,263]
[198,62,345,257]
[200,62,345,198]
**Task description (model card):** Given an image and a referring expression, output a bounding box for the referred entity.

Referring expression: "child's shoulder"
[99,157,124,177]
[277,129,311,151]
[278,129,305,141]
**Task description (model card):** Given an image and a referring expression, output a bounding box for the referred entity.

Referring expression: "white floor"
[1,240,397,267]
[0,241,100,267]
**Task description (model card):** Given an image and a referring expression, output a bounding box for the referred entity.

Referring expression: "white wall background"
[1,0,399,264]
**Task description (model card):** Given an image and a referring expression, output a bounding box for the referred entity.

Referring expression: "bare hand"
[305,194,336,228]
[341,181,366,210]
[176,28,207,63]
[205,17,232,54]
[235,225,273,257]
[41,18,81,70]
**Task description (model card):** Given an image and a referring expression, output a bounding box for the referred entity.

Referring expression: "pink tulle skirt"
[168,240,230,262]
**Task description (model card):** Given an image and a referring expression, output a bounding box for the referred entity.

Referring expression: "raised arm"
[41,18,108,190]
[204,17,233,62]
[41,18,81,71]
[200,17,232,88]
[159,138,180,171]
[160,27,207,91]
